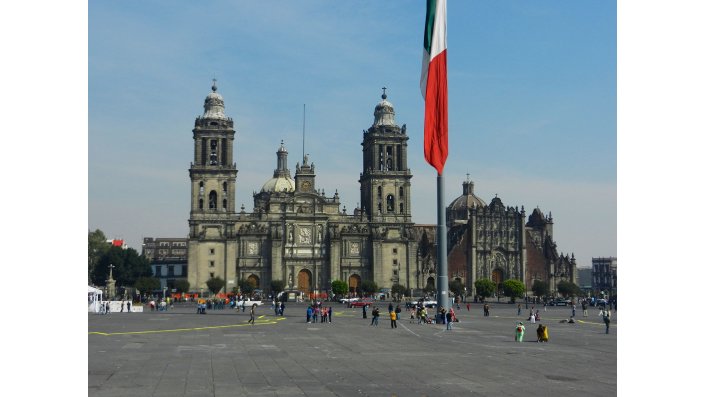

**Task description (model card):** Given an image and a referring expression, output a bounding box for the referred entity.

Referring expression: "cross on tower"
[382,86,387,99]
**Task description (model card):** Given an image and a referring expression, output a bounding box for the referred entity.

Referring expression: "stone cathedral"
[186,83,577,298]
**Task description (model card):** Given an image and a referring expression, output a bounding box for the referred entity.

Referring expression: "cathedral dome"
[203,80,227,120]
[260,140,295,193]
[261,175,295,193]
[448,179,486,211]
[372,88,396,127]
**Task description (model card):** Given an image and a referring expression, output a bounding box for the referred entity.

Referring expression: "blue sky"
[88,0,616,267]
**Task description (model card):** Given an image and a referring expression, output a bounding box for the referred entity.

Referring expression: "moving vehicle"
[350,298,375,308]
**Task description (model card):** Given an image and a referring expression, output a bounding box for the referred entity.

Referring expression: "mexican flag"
[420,0,448,175]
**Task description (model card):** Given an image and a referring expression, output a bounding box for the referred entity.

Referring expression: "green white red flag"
[420,0,448,175]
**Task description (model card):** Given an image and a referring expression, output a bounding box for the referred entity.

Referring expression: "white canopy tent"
[88,285,103,312]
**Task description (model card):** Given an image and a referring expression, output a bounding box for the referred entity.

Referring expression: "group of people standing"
[305,302,333,324]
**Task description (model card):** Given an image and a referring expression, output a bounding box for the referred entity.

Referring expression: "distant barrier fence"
[89,301,144,313]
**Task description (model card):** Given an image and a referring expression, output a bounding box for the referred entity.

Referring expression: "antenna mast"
[302,104,306,162]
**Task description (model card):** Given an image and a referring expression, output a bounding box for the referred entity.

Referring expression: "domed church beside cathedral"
[186,83,577,297]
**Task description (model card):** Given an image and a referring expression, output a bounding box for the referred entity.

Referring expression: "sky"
[88,0,616,267]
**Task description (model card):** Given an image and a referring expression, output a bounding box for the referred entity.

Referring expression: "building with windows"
[142,237,189,290]
[183,83,578,297]
[592,257,617,297]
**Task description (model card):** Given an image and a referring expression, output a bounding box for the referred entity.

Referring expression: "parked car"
[350,298,375,308]
[410,299,438,308]
[339,297,360,304]
[549,299,569,306]
[241,298,262,307]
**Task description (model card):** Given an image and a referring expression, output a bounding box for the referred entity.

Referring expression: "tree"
[474,278,496,300]
[531,280,549,299]
[134,277,160,296]
[391,284,407,300]
[238,279,254,295]
[94,246,152,287]
[88,229,110,283]
[174,279,190,294]
[557,280,581,298]
[206,276,225,295]
[449,279,465,298]
[360,280,378,295]
[331,280,348,297]
[270,280,285,296]
[501,279,525,303]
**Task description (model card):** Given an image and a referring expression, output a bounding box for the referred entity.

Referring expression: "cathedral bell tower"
[359,88,412,222]
[188,81,238,231]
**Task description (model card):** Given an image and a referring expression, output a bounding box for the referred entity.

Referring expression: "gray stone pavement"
[88,301,616,397]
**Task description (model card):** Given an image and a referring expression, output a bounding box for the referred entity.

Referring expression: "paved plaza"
[88,301,616,396]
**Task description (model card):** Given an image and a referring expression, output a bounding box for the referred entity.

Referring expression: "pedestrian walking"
[571,304,576,318]
[483,303,490,317]
[127,301,131,312]
[446,311,453,330]
[515,322,525,342]
[537,324,549,342]
[362,304,368,319]
[372,306,380,326]
[121,301,125,312]
[247,304,256,324]
[466,303,470,311]
[280,302,286,316]
[517,304,521,316]
[390,310,397,328]
[603,309,611,334]
[328,306,332,323]
[306,305,313,323]
[582,300,588,317]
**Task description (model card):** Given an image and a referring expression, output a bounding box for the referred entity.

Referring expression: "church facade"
[185,83,576,298]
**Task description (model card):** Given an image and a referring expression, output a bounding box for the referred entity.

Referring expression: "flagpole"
[436,172,449,321]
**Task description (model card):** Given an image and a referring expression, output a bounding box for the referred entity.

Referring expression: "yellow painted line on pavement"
[477,315,615,327]
[89,316,287,336]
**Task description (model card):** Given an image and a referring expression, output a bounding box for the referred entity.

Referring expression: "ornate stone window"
[209,191,217,209]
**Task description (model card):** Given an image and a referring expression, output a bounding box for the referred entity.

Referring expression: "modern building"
[592,257,617,297]
[577,267,593,291]
[184,83,578,297]
[142,237,189,290]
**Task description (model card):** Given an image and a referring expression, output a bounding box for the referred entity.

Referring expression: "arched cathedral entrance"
[298,269,312,294]
[491,269,504,293]
[246,274,260,289]
[348,274,361,296]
